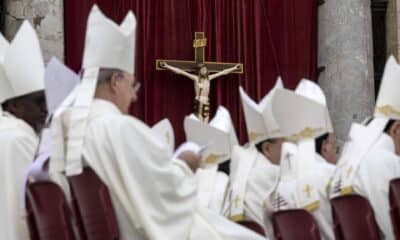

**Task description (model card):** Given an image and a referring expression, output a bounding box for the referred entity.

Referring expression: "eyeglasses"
[133,82,141,92]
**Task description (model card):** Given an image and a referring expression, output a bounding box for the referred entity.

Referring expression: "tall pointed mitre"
[1,21,44,104]
[272,89,330,142]
[44,57,80,117]
[184,106,238,167]
[374,56,400,120]
[83,5,136,74]
[61,5,137,176]
[239,76,284,144]
[295,79,333,133]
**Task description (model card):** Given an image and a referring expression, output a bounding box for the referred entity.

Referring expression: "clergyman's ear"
[262,142,272,159]
[390,121,400,136]
[109,72,121,94]
[321,139,329,156]
[390,121,400,155]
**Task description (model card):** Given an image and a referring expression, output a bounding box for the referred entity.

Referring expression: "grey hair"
[97,68,125,86]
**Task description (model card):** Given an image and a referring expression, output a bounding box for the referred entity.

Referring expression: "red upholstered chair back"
[68,167,119,240]
[331,194,381,240]
[237,220,265,236]
[390,178,400,240]
[26,181,75,240]
[271,209,321,240]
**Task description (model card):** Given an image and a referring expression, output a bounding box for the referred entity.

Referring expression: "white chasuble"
[353,134,400,239]
[0,113,38,240]
[226,145,279,234]
[79,100,265,240]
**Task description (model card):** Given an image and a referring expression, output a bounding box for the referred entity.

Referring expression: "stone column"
[387,0,400,59]
[4,0,64,62]
[318,0,375,146]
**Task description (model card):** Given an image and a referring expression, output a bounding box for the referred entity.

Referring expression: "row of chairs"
[269,178,400,240]
[25,168,400,240]
[26,168,119,240]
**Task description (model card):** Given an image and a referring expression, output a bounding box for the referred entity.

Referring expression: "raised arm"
[159,61,197,81]
[209,64,241,81]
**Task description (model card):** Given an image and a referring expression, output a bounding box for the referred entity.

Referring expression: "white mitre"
[272,89,331,142]
[239,76,284,144]
[0,21,44,105]
[375,56,400,120]
[295,79,333,133]
[184,106,238,167]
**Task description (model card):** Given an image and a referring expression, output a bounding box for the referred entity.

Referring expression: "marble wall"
[4,0,64,62]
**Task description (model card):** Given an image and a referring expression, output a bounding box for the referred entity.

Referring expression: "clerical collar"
[374,133,395,153]
[91,98,122,115]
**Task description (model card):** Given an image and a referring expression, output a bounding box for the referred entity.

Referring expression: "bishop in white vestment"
[224,78,284,237]
[330,56,400,239]
[265,88,335,240]
[0,22,47,240]
[183,106,236,214]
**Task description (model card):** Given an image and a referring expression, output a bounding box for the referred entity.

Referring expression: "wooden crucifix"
[156,32,243,123]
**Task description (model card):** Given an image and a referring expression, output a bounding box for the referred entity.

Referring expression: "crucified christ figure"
[159,61,241,122]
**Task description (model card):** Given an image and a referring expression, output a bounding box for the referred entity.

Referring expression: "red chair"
[26,181,75,240]
[237,220,265,236]
[331,194,381,240]
[390,178,400,240]
[271,209,321,240]
[68,167,119,240]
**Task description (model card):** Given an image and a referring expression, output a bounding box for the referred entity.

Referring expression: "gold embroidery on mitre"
[249,132,264,142]
[286,127,324,142]
[267,128,281,136]
[375,105,400,118]
[204,153,226,164]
